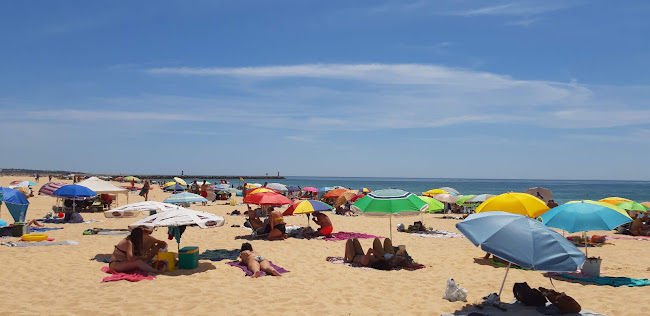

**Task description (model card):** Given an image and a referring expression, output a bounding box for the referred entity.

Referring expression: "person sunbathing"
[311,212,333,237]
[239,242,282,278]
[109,227,165,274]
[630,214,650,236]
[344,238,409,269]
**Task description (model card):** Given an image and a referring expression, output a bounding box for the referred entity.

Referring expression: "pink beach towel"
[325,256,426,271]
[101,266,156,282]
[608,235,650,241]
[323,231,383,241]
[226,261,289,277]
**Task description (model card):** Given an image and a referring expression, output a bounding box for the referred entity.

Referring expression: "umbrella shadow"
[542,272,601,286]
[90,253,113,263]
[165,262,216,276]
[472,257,531,271]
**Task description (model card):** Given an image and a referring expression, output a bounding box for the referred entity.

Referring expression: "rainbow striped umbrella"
[38,182,68,196]
[283,200,333,227]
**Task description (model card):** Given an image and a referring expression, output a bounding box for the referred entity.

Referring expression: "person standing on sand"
[200,180,208,205]
[48,174,52,182]
[140,180,150,201]
[238,242,281,278]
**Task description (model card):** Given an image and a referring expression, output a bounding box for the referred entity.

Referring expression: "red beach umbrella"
[323,188,348,199]
[243,192,293,205]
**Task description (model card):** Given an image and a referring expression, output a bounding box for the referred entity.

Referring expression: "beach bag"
[513,282,547,306]
[539,288,581,314]
[442,278,467,302]
[590,235,606,243]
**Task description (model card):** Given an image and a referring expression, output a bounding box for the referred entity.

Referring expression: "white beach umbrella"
[105,201,182,218]
[266,183,288,192]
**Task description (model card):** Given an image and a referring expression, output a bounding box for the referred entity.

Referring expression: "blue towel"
[30,227,63,232]
[560,274,650,287]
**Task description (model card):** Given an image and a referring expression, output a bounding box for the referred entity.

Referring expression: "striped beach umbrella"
[38,182,68,196]
[163,192,208,204]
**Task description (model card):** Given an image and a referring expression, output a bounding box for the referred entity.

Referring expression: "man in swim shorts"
[312,212,333,237]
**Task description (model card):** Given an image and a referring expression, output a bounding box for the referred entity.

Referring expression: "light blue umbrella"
[0,187,30,222]
[164,192,208,204]
[539,200,632,257]
[457,211,585,298]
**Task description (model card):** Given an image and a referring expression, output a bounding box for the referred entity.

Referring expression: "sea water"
[228,176,650,205]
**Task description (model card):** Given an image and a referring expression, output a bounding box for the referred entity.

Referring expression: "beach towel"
[2,240,79,247]
[608,235,650,241]
[199,249,241,261]
[226,261,289,277]
[322,232,383,241]
[29,227,63,233]
[39,219,103,224]
[101,266,155,282]
[557,274,650,287]
[410,230,464,238]
[441,300,605,316]
[83,228,130,236]
[325,256,425,271]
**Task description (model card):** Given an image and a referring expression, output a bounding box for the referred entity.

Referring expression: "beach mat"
[2,240,79,247]
[322,231,383,241]
[101,266,155,282]
[226,260,289,277]
[199,249,240,261]
[409,230,464,238]
[325,256,425,271]
[557,274,650,287]
[608,235,650,242]
[29,227,63,233]
[441,300,605,316]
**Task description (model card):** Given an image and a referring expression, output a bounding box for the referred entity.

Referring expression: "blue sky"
[1,0,649,180]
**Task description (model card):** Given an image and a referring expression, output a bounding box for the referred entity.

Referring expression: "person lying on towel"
[344,238,410,270]
[239,242,282,278]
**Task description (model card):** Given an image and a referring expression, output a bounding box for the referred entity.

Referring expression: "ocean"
[181,176,650,205]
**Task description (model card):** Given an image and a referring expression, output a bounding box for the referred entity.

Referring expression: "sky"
[1,0,649,180]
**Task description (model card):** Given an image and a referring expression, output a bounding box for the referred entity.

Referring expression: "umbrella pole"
[306,213,311,227]
[584,231,588,258]
[389,216,393,241]
[497,262,512,298]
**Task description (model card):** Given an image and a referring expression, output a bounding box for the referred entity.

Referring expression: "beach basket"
[582,257,602,277]
[157,251,176,272]
[179,246,199,269]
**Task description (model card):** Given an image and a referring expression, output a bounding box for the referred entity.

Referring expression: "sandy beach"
[0,175,648,316]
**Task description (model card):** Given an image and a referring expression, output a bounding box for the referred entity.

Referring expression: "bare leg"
[267,228,285,241]
[345,239,355,262]
[260,259,281,276]
[248,259,262,278]
[373,238,386,256]
[111,260,161,274]
[383,238,395,255]
[352,238,364,256]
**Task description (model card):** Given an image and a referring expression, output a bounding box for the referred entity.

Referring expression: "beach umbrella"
[323,188,349,199]
[163,181,177,188]
[438,187,460,195]
[524,187,553,203]
[244,183,259,189]
[539,200,632,257]
[266,183,288,193]
[466,194,496,204]
[173,177,187,186]
[283,200,333,226]
[431,193,460,204]
[15,181,37,187]
[598,197,631,205]
[38,182,68,197]
[243,192,293,206]
[218,188,240,195]
[422,189,448,197]
[318,186,332,192]
[208,184,230,191]
[641,202,650,208]
[457,211,585,299]
[352,189,429,239]
[52,184,97,219]
[0,187,30,222]
[616,201,648,212]
[286,185,300,192]
[106,201,182,218]
[455,195,477,206]
[163,192,208,204]
[129,207,224,251]
[303,187,318,192]
[246,187,279,195]
[359,188,372,193]
[334,190,360,208]
[164,184,185,192]
[123,176,140,182]
[475,192,549,218]
[418,196,445,213]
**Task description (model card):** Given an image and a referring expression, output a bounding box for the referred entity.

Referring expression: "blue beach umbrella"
[457,211,585,299]
[53,184,97,217]
[164,184,186,192]
[164,192,208,204]
[286,185,300,192]
[0,187,30,222]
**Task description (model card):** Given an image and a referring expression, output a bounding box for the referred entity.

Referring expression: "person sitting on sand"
[630,213,650,236]
[109,227,165,274]
[311,212,334,237]
[141,226,168,262]
[344,238,409,269]
[239,242,282,278]
[267,207,287,240]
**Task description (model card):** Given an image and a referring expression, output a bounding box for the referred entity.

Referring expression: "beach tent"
[0,187,30,222]
[77,177,129,205]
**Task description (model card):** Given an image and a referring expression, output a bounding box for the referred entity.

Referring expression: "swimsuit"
[274,223,286,234]
[320,225,334,236]
[255,256,264,263]
[109,245,128,267]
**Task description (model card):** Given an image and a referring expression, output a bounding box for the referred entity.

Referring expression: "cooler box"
[157,251,176,272]
[12,223,29,237]
[179,246,199,269]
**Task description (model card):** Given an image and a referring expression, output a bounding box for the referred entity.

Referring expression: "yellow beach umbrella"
[163,181,176,188]
[173,177,187,186]
[422,189,448,197]
[475,192,550,218]
[247,187,277,195]
[598,197,631,205]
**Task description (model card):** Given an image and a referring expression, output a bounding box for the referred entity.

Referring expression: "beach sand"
[0,175,647,315]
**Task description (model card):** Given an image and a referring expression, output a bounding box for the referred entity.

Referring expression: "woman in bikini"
[344,238,409,269]
[239,242,282,278]
[267,207,287,240]
[109,227,164,274]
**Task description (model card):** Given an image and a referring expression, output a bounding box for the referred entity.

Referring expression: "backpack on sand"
[513,282,547,307]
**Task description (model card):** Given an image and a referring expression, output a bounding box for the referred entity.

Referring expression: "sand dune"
[0,176,647,315]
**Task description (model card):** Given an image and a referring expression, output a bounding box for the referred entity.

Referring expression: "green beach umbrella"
[419,196,445,213]
[455,195,477,206]
[352,189,429,239]
[616,201,648,212]
[123,176,140,182]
